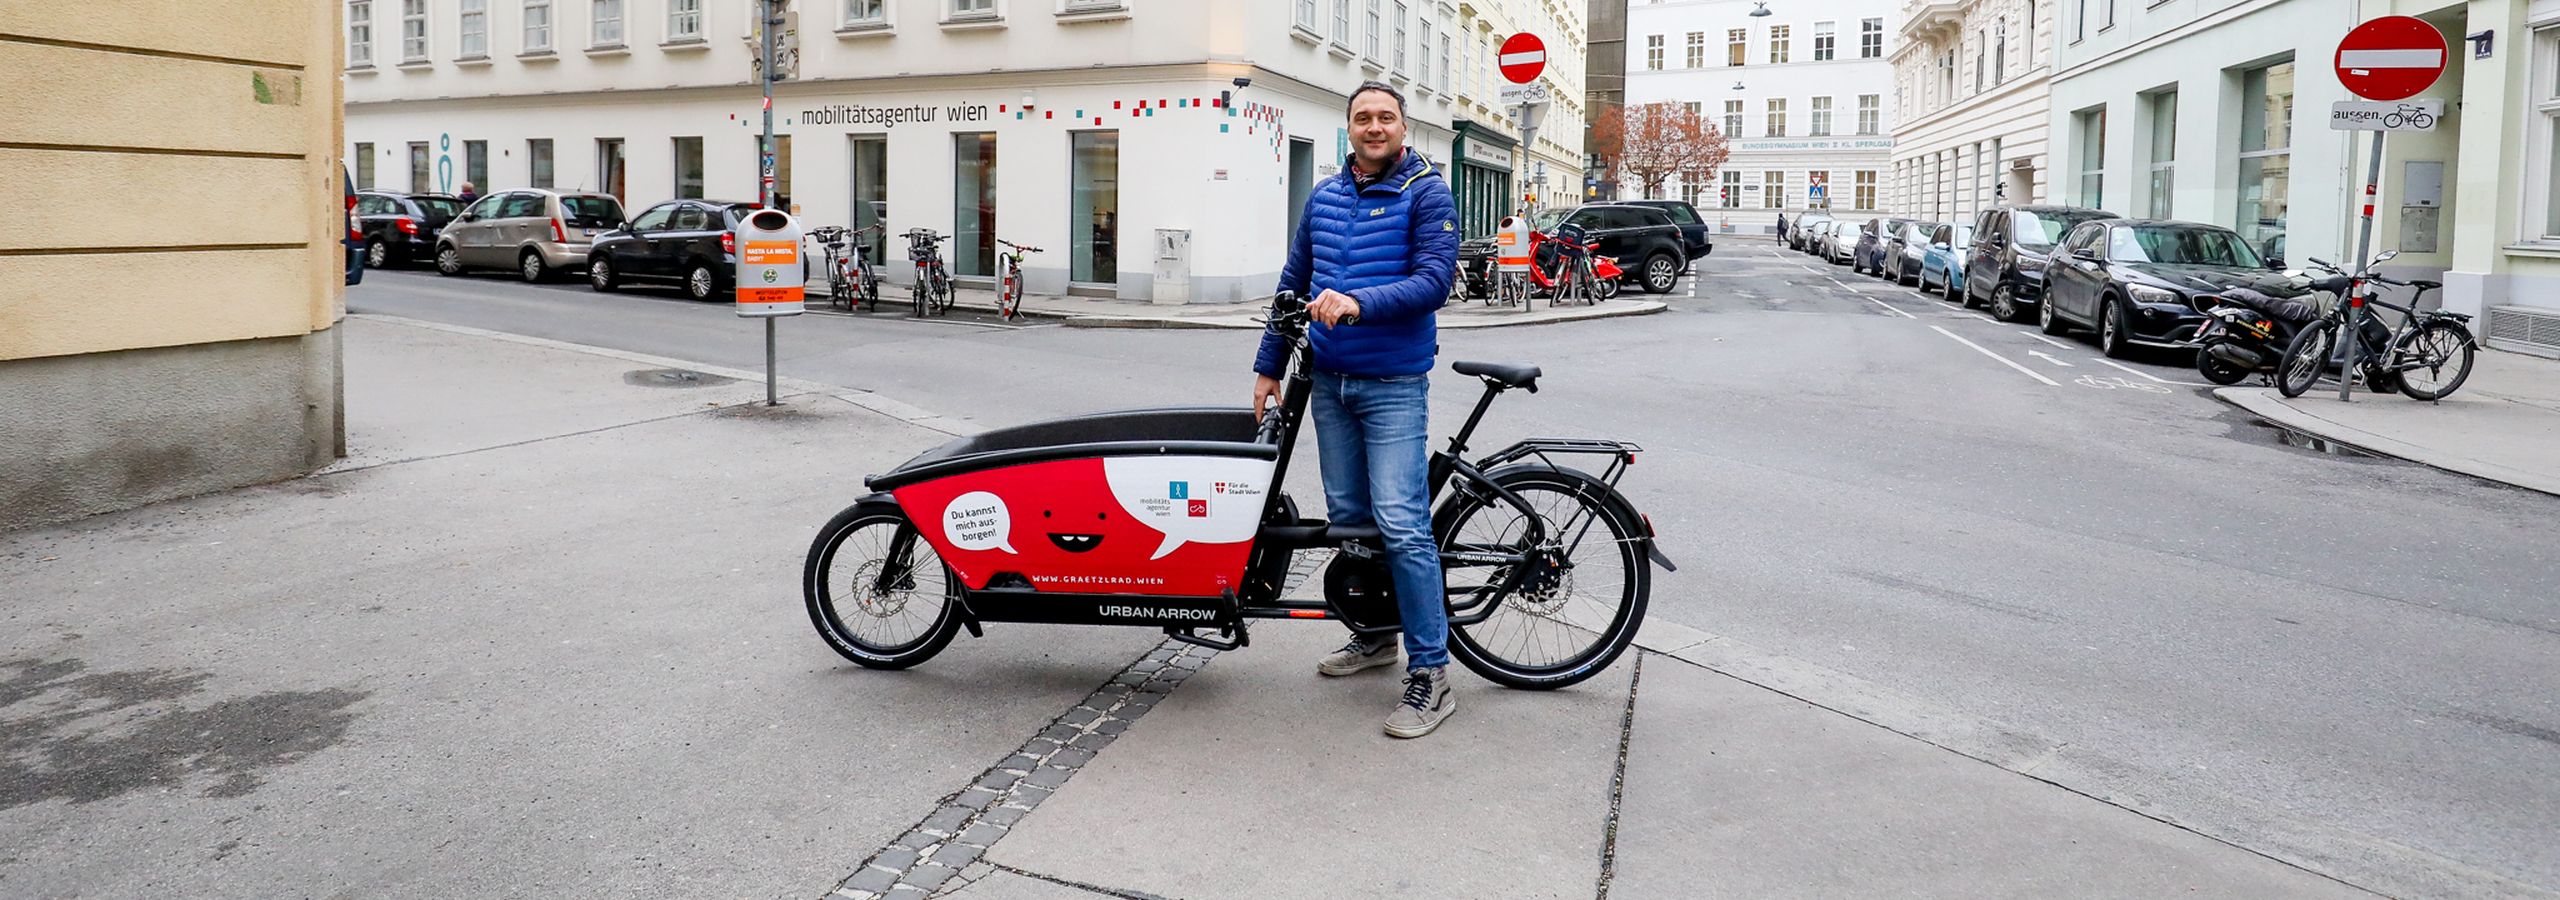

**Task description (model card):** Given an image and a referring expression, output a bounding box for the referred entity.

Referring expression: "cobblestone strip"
[828,550,1326,900]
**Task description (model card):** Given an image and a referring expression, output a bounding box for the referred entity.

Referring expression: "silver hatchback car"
[435,189,626,282]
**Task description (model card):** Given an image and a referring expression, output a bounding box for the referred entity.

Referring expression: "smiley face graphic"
[1043,508,1110,554]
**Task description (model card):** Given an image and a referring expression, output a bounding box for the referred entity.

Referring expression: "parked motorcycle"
[2191,277,2337,385]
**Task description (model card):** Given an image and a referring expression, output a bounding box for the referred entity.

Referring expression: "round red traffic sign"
[1500,32,1547,84]
[2335,16,2447,102]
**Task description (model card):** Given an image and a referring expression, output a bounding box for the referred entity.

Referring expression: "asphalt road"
[350,244,2560,895]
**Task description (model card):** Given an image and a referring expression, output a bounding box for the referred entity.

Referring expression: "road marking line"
[2026,349,2075,367]
[1931,326,2058,385]
[2018,330,2071,348]
[2089,357,2212,387]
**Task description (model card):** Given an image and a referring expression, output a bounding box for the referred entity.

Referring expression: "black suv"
[587,199,765,300]
[1602,199,1712,262]
[1531,204,1689,293]
[1962,205,2117,322]
[355,191,466,269]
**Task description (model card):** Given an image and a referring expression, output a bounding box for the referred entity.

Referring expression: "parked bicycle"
[995,239,1043,322]
[2275,251,2477,401]
[810,224,884,312]
[904,228,955,317]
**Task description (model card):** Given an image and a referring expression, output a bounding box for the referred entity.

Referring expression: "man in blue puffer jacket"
[1250,81,1461,739]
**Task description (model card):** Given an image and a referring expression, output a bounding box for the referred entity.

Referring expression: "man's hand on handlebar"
[1251,374,1281,422]
[1310,289,1363,327]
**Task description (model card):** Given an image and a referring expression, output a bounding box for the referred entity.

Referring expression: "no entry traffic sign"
[2335,16,2447,102]
[1500,33,1546,84]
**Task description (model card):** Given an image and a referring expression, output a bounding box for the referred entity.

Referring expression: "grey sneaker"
[1384,665,1457,739]
[1318,634,1399,677]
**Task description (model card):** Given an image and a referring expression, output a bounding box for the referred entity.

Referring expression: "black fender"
[1438,457,1674,573]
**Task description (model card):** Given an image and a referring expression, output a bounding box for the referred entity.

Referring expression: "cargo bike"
[801,291,1674,689]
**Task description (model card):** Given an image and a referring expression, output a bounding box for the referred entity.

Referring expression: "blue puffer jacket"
[1253,148,1459,379]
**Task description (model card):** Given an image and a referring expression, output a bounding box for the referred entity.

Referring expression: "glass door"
[954,133,997,277]
[852,135,887,266]
[1072,132,1119,285]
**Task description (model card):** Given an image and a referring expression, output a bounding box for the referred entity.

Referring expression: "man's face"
[1349,92,1406,171]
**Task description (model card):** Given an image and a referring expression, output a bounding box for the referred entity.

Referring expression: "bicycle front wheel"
[1435,465,1651,690]
[2394,320,2476,400]
[2276,321,2336,398]
[804,502,963,669]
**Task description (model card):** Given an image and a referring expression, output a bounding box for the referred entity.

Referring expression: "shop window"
[955,133,998,277]
[2236,61,2293,259]
[1073,132,1119,284]
[2147,90,2177,220]
[2074,107,2105,208]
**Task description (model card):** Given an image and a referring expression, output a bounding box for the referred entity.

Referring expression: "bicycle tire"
[1433,465,1651,690]
[2393,320,2476,401]
[804,501,964,669]
[2276,320,2336,398]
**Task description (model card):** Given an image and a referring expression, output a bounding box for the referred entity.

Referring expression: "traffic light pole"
[760,0,779,405]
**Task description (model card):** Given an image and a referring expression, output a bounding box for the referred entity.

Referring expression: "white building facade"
[1888,0,2053,225]
[1623,0,1900,235]
[342,0,1575,304]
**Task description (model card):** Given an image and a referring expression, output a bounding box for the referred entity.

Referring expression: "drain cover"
[623,368,738,388]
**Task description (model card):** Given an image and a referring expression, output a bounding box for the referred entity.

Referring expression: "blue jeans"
[1310,370,1448,669]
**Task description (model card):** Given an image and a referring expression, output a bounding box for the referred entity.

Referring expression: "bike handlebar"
[998,240,1044,253]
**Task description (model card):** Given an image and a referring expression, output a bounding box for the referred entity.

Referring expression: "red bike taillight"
[396,218,418,236]
[551,218,568,243]
[721,231,736,255]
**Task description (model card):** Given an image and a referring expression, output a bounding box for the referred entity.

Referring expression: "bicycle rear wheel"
[2276,321,2335,398]
[1434,465,1650,690]
[2394,320,2476,400]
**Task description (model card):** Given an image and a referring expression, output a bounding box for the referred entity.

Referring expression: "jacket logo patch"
[1370,208,1385,216]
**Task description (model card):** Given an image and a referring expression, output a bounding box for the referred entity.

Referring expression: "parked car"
[1962,204,2117,323]
[1529,204,1689,294]
[342,165,363,286]
[1883,220,1939,286]
[2039,219,2281,358]
[588,199,770,300]
[1820,219,1858,265]
[1604,199,1713,262]
[356,191,465,269]
[435,188,627,282]
[1791,214,1833,253]
[1917,222,1975,299]
[1856,217,1915,276]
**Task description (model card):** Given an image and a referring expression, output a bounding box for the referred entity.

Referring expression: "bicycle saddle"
[1454,361,1541,391]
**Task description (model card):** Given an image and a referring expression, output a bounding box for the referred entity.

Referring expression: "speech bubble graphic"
[942,491,1017,554]
[1102,456,1274,559]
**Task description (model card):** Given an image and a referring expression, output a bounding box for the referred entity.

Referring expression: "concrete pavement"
[2217,348,2560,496]
[2,313,2395,898]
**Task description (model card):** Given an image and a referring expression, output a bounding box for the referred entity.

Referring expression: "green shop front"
[1449,120,1518,240]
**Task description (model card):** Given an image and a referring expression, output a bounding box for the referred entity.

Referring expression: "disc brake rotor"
[846,559,911,619]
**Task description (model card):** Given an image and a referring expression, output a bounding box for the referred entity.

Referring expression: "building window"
[2074,0,2087,42]
[1766,98,1787,137]
[668,0,702,40]
[1439,31,1450,92]
[400,0,428,60]
[1768,24,1789,64]
[458,0,488,56]
[1993,19,2008,84]
[1646,34,1663,70]
[1072,132,1119,284]
[1727,28,1746,66]
[673,136,704,198]
[1685,101,1702,119]
[1686,31,1704,68]
[955,133,999,276]
[1974,29,1986,93]
[524,0,553,51]
[2147,91,2177,219]
[1813,21,1834,61]
[1720,170,1742,208]
[852,135,888,264]
[1332,0,1350,45]
[591,0,623,46]
[1810,96,1832,136]
[1724,100,1743,138]
[408,141,430,192]
[1366,0,1381,59]
[1857,94,1879,134]
[2075,107,2106,208]
[1393,1,1408,74]
[354,143,375,188]
[2237,61,2294,257]
[1860,18,1882,58]
[1855,170,1877,210]
[1764,171,1786,209]
[2105,0,2117,30]
[528,138,554,188]
[1296,0,1317,32]
[597,137,626,200]
[953,0,995,16]
[464,139,487,192]
[1418,20,1433,87]
[843,0,885,26]
[2533,26,2560,239]
[349,1,373,65]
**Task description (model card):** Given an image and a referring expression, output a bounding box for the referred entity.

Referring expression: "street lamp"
[1749,2,1772,16]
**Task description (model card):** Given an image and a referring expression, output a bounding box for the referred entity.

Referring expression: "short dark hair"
[1348,81,1406,118]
